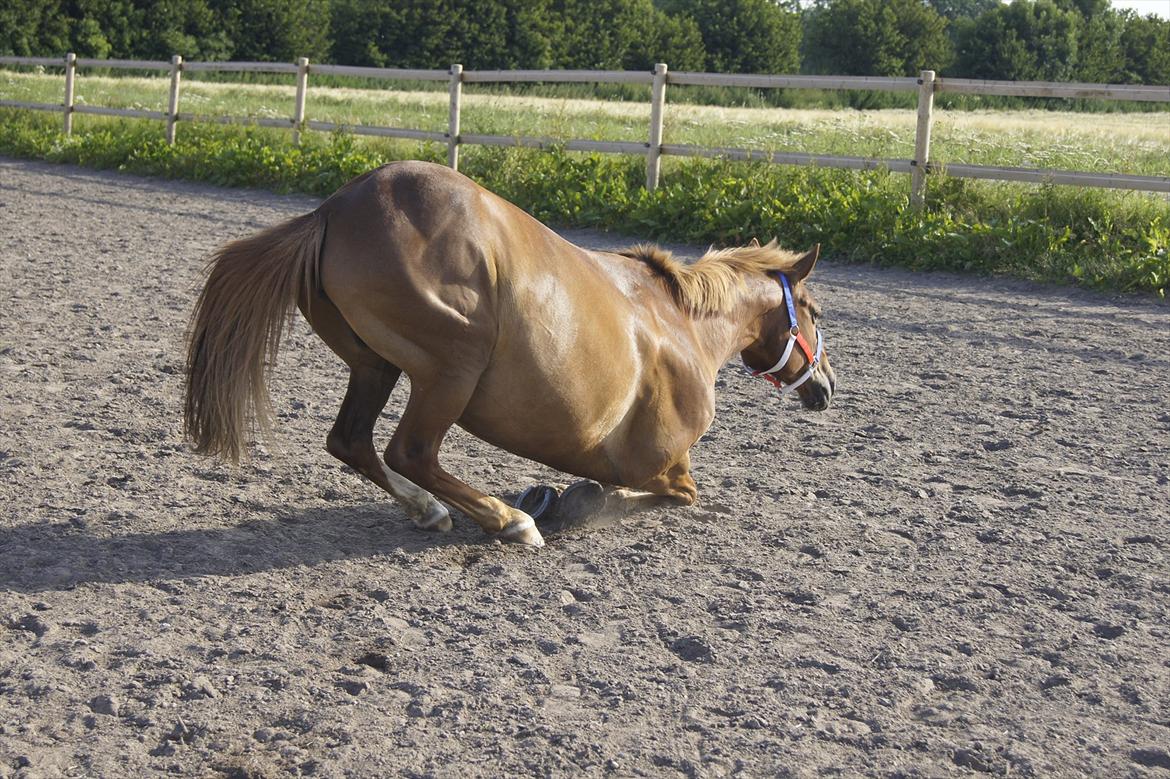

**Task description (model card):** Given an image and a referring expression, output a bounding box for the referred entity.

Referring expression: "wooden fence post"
[646,62,668,191]
[292,57,309,145]
[910,69,936,210]
[166,54,182,145]
[63,52,76,136]
[448,63,463,171]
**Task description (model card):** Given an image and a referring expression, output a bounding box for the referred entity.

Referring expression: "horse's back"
[316,160,637,364]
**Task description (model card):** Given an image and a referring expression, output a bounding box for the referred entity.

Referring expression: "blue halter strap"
[747,273,824,395]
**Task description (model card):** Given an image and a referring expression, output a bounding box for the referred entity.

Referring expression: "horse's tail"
[183,210,325,463]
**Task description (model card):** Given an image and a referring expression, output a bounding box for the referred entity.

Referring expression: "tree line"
[2,0,1167,85]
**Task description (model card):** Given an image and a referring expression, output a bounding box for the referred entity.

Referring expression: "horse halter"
[747,272,824,395]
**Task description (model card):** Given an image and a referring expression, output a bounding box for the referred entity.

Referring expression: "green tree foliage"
[0,1,70,57]
[804,0,953,76]
[954,0,1081,81]
[547,0,648,69]
[926,0,999,21]
[331,0,556,69]
[212,0,332,62]
[547,0,707,71]
[1120,12,1170,85]
[1052,0,1108,18]
[330,0,705,72]
[329,0,403,67]
[2,0,1167,87]
[61,0,144,58]
[1,0,241,62]
[624,7,708,71]
[660,0,803,74]
[930,0,998,55]
[138,1,233,60]
[1075,9,1126,83]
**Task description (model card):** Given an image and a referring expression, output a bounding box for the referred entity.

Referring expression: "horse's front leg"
[610,454,699,510]
[544,455,699,533]
[385,374,544,547]
[594,451,692,519]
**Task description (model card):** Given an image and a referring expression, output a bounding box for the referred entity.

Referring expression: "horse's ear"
[748,237,760,248]
[792,244,820,282]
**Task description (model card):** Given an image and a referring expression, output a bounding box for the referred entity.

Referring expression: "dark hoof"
[514,485,558,522]
[542,480,608,535]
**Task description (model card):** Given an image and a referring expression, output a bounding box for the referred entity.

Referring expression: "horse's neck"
[687,275,781,377]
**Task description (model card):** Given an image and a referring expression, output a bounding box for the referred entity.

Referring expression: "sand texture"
[1,158,1168,778]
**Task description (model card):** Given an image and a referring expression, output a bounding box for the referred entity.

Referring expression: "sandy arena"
[1,158,1168,777]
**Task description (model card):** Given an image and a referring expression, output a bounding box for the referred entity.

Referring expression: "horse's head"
[740,242,835,411]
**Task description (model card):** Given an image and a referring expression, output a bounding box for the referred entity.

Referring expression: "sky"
[1109,0,1169,15]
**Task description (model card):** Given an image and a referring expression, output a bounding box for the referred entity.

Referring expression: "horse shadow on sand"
[0,501,509,594]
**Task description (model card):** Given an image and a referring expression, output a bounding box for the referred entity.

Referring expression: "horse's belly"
[457,368,636,483]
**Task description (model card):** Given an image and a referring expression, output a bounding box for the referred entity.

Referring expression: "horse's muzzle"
[800,364,835,411]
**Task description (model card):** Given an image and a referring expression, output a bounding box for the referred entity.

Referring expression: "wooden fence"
[2,53,1168,208]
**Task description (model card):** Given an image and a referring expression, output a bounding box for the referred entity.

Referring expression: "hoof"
[542,480,607,535]
[495,513,545,547]
[413,499,452,532]
[515,485,558,522]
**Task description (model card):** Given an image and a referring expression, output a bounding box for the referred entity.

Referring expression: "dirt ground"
[1,157,1168,778]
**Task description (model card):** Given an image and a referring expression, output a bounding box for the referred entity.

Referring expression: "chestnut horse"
[184,161,834,547]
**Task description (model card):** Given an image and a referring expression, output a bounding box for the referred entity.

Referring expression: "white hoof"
[413,499,452,532]
[495,513,545,547]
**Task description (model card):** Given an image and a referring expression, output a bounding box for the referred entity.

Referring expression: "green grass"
[3,69,1169,176]
[0,106,1166,297]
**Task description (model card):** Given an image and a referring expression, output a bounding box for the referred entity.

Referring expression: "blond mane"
[619,240,805,314]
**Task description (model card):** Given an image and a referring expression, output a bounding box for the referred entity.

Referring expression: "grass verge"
[1,109,1167,296]
[4,70,1169,175]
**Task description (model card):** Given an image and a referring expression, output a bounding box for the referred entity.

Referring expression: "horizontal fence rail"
[667,72,920,92]
[305,120,447,142]
[0,98,59,111]
[309,64,449,81]
[74,57,171,70]
[183,61,299,74]
[931,163,1170,192]
[661,144,915,174]
[75,105,167,120]
[935,77,1170,102]
[0,56,62,67]
[1,54,1168,206]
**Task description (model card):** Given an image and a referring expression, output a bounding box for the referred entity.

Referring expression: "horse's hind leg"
[384,376,544,547]
[327,365,450,531]
[302,296,449,531]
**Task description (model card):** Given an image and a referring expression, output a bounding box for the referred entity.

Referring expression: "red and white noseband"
[747,272,824,395]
